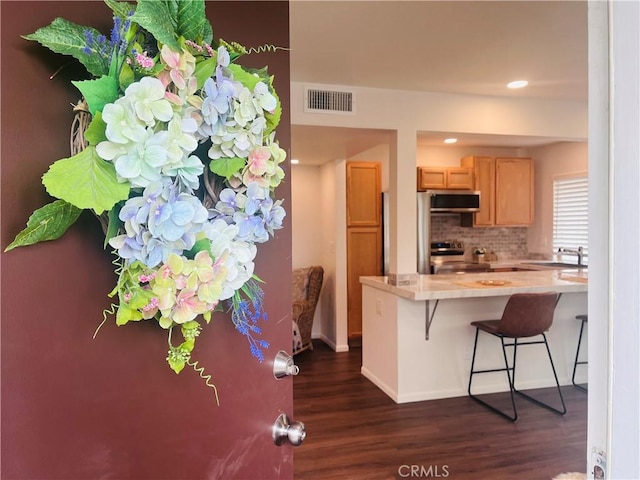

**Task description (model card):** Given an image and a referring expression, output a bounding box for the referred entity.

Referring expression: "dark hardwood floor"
[293,341,587,480]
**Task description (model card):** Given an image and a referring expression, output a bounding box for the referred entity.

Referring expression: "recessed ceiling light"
[507,80,528,89]
[291,158,299,165]
[444,138,458,144]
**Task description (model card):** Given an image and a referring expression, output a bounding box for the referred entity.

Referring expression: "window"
[553,175,588,257]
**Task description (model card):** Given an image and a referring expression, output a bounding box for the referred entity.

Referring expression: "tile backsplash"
[431,215,529,261]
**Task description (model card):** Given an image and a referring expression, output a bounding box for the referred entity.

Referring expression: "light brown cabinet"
[346,161,382,340]
[461,156,534,226]
[417,166,474,191]
[347,162,381,226]
[495,157,534,225]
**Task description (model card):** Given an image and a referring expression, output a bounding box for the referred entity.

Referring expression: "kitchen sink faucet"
[557,246,585,266]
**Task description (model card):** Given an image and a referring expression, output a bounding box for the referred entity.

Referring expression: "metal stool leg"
[513,333,567,415]
[469,332,567,420]
[468,328,518,421]
[572,316,588,392]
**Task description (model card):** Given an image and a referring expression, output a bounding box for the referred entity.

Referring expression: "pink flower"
[172,289,207,324]
[247,147,271,176]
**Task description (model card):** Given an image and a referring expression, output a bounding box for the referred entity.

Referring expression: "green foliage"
[131,0,211,52]
[104,204,123,248]
[228,64,261,91]
[209,157,246,180]
[265,84,282,137]
[72,76,119,115]
[4,200,82,252]
[118,61,135,91]
[84,112,108,146]
[23,18,108,77]
[194,57,216,90]
[110,261,155,325]
[42,146,130,214]
[167,339,195,374]
[104,0,136,19]
[185,237,212,258]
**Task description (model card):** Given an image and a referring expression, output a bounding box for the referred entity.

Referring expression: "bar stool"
[571,314,588,392]
[467,292,567,421]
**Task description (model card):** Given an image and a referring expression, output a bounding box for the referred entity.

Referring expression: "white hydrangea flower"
[124,77,174,126]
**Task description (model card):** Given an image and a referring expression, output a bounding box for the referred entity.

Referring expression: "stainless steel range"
[430,241,491,274]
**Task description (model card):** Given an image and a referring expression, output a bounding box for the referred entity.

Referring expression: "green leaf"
[209,157,246,180]
[4,200,82,252]
[175,0,207,41]
[42,146,130,214]
[72,76,119,115]
[115,303,143,325]
[265,86,282,136]
[228,64,261,91]
[104,0,136,19]
[201,18,213,45]
[23,18,109,77]
[131,0,180,51]
[185,237,211,258]
[84,112,107,146]
[167,355,186,374]
[104,204,122,248]
[194,57,216,90]
[118,61,135,91]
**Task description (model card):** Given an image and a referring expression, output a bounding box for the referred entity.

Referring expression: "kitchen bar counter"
[360,269,587,301]
[359,269,588,404]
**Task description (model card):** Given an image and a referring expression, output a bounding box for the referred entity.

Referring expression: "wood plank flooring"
[293,341,587,480]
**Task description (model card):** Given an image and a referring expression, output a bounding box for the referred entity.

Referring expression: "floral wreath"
[6,0,287,399]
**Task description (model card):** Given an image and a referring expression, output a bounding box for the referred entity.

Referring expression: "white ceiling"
[289,0,588,163]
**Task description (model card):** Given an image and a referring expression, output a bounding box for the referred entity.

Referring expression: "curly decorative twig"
[245,44,290,55]
[94,251,124,339]
[188,359,220,406]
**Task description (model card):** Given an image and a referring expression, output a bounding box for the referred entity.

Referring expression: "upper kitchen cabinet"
[417,166,474,191]
[461,156,534,226]
[495,157,534,225]
[460,156,495,226]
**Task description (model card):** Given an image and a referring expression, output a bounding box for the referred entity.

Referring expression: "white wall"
[527,142,589,255]
[291,165,324,268]
[416,145,526,167]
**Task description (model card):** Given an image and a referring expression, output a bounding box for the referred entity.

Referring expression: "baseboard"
[360,372,575,405]
[360,366,400,402]
[318,334,349,352]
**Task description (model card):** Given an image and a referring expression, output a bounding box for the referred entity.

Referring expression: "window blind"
[553,176,588,256]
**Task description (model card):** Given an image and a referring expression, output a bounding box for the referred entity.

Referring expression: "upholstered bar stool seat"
[572,314,588,392]
[467,292,567,421]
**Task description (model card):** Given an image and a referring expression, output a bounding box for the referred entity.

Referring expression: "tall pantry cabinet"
[461,156,534,226]
[346,161,382,340]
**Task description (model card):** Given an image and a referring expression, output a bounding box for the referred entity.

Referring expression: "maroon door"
[1,2,294,479]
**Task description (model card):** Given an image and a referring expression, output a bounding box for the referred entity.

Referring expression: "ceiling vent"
[304,87,355,114]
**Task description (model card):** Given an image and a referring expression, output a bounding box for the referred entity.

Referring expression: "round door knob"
[273,413,306,446]
[273,351,300,379]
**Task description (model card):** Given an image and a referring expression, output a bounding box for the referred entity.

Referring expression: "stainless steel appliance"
[382,190,484,275]
[427,190,481,213]
[429,241,491,274]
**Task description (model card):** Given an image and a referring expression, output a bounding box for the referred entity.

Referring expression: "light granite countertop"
[360,268,588,301]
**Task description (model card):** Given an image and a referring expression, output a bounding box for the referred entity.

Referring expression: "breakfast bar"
[359,269,588,403]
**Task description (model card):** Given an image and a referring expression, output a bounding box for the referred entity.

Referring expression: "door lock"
[272,413,306,446]
[273,350,300,378]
